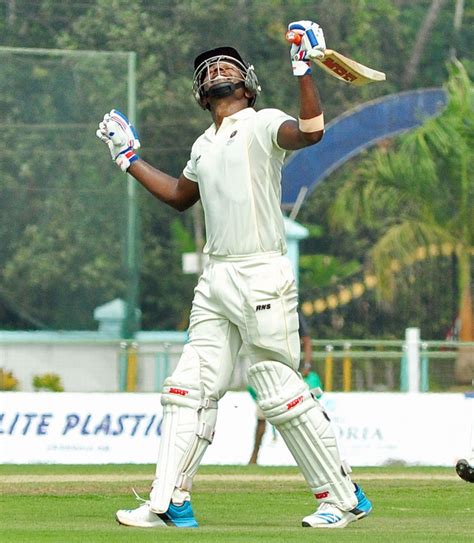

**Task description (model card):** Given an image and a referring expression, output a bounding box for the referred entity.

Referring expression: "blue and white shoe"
[302,483,372,528]
[116,493,198,528]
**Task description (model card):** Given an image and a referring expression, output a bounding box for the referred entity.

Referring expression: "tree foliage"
[324,63,473,338]
[0,0,472,332]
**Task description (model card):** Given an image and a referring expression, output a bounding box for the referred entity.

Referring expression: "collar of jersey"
[206,107,256,136]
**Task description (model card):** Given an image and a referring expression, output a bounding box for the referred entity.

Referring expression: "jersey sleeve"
[182,142,199,183]
[255,108,295,154]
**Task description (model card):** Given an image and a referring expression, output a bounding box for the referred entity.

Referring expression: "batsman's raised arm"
[277,20,326,151]
[128,161,200,212]
[96,109,200,211]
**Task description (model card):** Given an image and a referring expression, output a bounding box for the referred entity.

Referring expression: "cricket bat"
[286,31,386,86]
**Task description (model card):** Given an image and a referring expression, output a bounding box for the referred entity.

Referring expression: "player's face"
[202,61,244,91]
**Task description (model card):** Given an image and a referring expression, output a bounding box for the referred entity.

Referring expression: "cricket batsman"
[96,19,372,529]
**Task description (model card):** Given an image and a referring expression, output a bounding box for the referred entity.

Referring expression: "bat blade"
[313,49,386,86]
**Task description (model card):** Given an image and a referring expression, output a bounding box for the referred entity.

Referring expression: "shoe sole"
[116,513,198,528]
[116,514,168,528]
[302,508,372,528]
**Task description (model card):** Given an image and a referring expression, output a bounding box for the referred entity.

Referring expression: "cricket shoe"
[116,491,198,528]
[456,458,474,483]
[302,483,372,528]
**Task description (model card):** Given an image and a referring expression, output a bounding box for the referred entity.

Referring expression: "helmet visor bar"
[193,55,247,99]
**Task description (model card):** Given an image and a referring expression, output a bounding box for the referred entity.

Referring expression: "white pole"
[405,327,421,392]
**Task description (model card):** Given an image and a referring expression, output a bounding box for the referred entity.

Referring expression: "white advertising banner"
[0,392,471,465]
[320,393,470,467]
[0,393,164,464]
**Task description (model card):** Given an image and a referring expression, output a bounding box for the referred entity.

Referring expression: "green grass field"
[0,464,472,542]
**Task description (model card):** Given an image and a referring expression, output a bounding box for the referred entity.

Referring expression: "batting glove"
[288,20,326,76]
[96,109,141,172]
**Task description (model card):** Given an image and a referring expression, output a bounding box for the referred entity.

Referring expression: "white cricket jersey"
[183,107,294,257]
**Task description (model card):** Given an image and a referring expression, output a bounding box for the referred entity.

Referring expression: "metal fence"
[2,330,471,393]
[311,339,473,393]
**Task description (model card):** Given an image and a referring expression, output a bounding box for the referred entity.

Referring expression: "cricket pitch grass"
[1,464,472,542]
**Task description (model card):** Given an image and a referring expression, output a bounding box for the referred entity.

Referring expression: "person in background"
[298,311,323,392]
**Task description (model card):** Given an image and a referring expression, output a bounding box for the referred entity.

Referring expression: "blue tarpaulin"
[281,88,448,206]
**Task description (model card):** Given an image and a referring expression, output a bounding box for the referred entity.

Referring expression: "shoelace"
[132,488,150,505]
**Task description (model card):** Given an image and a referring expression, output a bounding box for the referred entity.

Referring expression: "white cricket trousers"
[175,251,300,399]
[151,252,357,513]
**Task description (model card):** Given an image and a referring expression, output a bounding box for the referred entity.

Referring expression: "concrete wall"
[0,331,187,393]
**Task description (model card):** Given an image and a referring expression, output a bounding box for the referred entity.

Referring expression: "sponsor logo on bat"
[322,58,358,82]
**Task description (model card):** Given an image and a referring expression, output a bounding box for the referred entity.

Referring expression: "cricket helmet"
[192,46,261,109]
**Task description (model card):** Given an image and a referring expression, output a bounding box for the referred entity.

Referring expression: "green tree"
[1,0,473,331]
[0,48,136,329]
[50,0,406,330]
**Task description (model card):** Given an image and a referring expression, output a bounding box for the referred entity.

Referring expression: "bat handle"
[285,30,302,45]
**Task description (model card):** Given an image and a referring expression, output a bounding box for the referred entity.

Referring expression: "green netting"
[0,48,137,330]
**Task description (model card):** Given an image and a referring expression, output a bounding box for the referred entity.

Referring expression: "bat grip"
[285,30,302,45]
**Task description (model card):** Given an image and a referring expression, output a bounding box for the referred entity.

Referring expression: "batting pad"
[248,361,357,510]
[150,377,217,513]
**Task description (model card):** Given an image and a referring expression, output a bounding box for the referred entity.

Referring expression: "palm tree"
[330,62,473,383]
